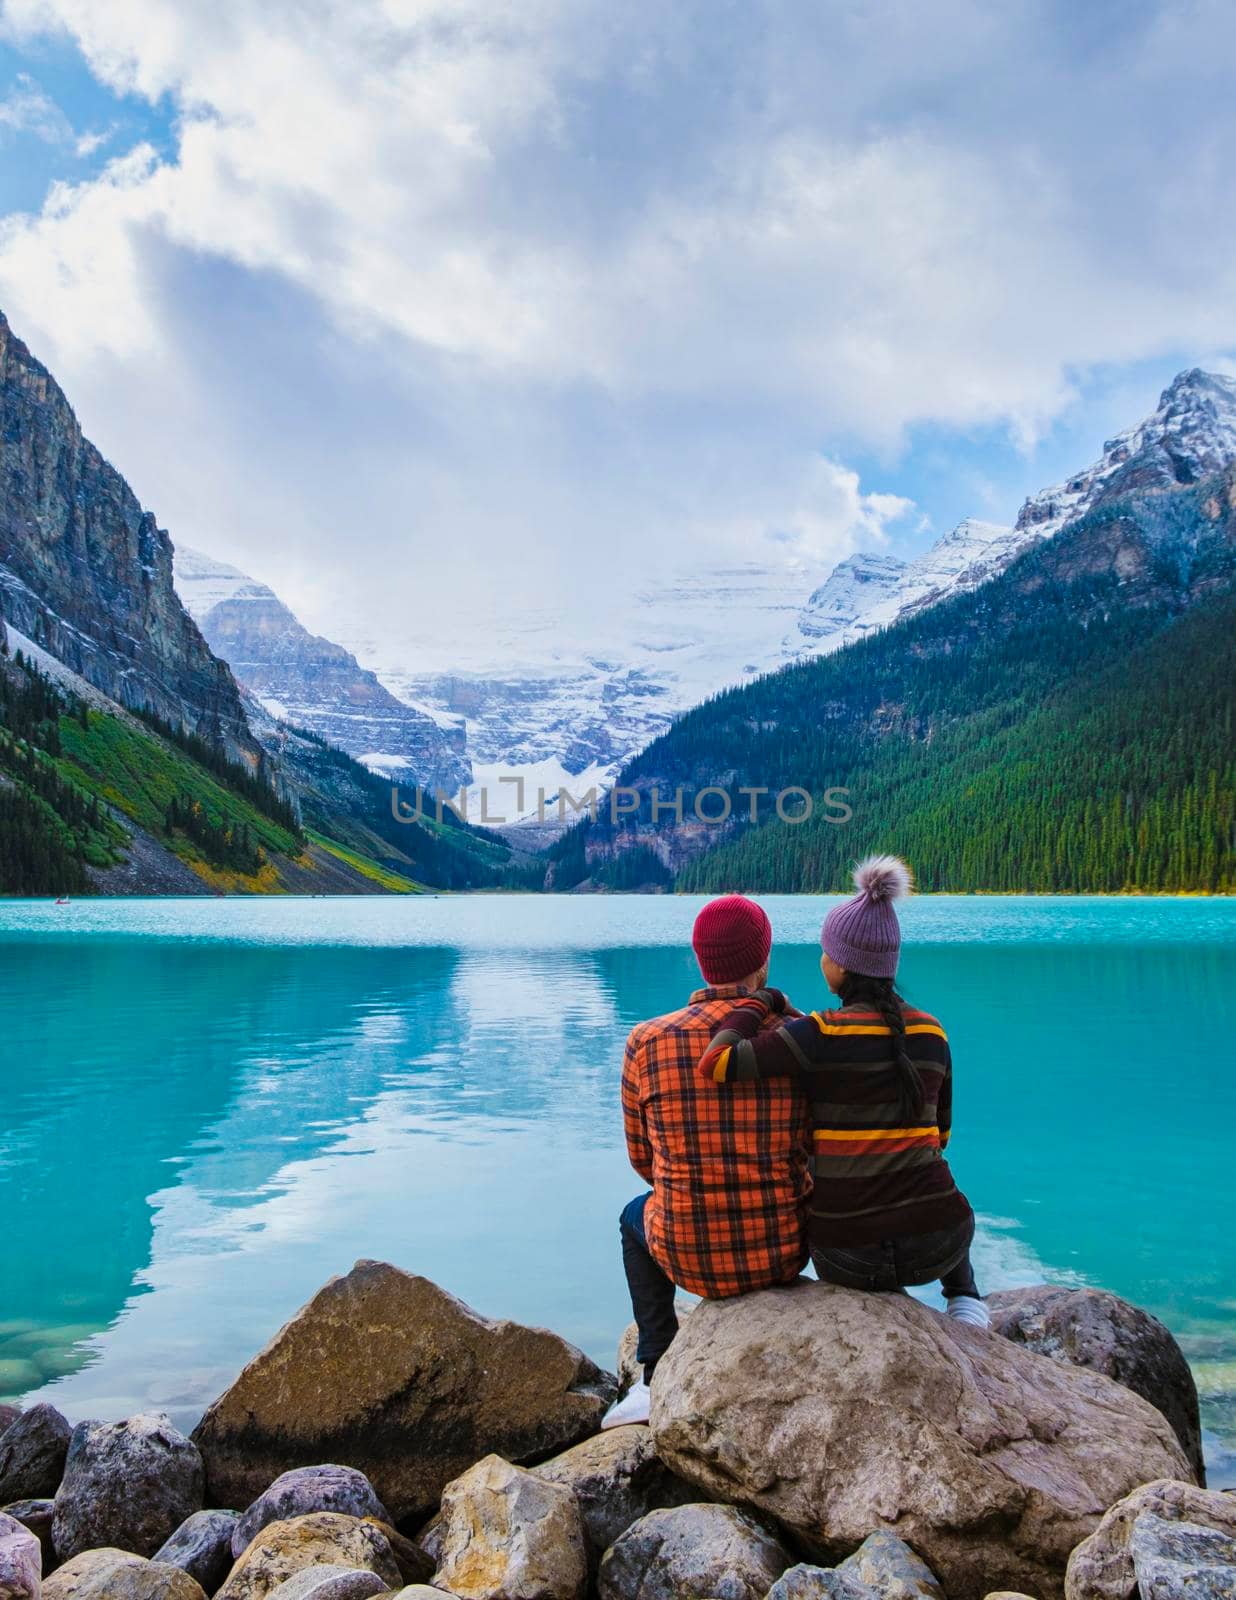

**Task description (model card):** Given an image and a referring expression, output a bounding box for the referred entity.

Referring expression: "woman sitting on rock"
[697,855,989,1327]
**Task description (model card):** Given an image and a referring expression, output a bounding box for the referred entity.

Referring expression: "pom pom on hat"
[821,853,913,979]
[852,854,913,903]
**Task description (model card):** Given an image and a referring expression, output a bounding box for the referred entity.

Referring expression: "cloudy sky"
[1,0,1235,664]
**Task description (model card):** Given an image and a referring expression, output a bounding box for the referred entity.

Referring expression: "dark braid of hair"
[837,971,924,1123]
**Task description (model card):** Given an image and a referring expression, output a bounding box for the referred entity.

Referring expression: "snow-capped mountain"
[789,519,1018,651]
[175,367,1236,828]
[1016,367,1236,538]
[174,546,468,791]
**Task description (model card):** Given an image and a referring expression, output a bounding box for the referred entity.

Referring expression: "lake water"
[2,894,1234,1484]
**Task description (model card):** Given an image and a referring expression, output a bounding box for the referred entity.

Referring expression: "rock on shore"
[598,1502,792,1600]
[432,1454,589,1600]
[192,1261,616,1522]
[0,1407,72,1504]
[650,1279,1193,1600]
[532,1424,695,1559]
[10,1265,1235,1600]
[988,1285,1206,1483]
[215,1512,402,1600]
[52,1414,204,1562]
[1065,1477,1236,1600]
[0,1509,41,1600]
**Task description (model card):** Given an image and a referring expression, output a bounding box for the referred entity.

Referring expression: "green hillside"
[676,588,1235,894]
[0,645,531,895]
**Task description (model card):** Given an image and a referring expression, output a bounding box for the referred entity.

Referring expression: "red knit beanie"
[692,895,772,984]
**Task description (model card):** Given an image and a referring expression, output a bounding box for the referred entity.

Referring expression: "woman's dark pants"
[810,1214,981,1298]
[620,1192,679,1382]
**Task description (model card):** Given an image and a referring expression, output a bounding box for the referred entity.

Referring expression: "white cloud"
[0,0,1234,654]
[0,70,71,142]
[74,126,114,158]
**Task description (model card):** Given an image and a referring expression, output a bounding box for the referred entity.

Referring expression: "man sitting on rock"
[602,895,811,1428]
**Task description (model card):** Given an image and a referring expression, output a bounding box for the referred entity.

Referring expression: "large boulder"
[155,1510,241,1594]
[432,1454,587,1600]
[2,1502,54,1573]
[650,1280,1192,1600]
[0,1408,72,1504]
[0,1510,41,1600]
[193,1262,616,1522]
[216,1513,402,1600]
[989,1285,1205,1482]
[0,1412,21,1445]
[63,1561,207,1600]
[42,1549,141,1599]
[52,1414,204,1562]
[232,1471,389,1560]
[1065,1478,1236,1600]
[597,1503,792,1600]
[532,1425,695,1557]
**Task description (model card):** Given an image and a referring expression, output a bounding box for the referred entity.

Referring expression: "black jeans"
[811,1213,981,1299]
[620,1192,679,1382]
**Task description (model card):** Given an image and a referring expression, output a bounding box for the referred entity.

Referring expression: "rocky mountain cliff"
[174,546,468,793]
[0,311,257,764]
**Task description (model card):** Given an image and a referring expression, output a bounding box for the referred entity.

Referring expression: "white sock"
[946,1295,991,1329]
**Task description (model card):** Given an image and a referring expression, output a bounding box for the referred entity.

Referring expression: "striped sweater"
[697,991,972,1248]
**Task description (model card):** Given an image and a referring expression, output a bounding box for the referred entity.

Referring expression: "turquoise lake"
[2,894,1233,1484]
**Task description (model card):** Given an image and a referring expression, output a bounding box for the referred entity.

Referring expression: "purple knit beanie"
[821,855,913,978]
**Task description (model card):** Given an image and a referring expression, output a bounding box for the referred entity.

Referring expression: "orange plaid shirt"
[621,984,812,1299]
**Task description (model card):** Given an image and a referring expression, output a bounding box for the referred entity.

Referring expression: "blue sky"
[1,0,1234,661]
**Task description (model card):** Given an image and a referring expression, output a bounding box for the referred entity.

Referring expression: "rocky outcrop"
[989,1284,1205,1482]
[533,1425,695,1559]
[0,1407,72,1503]
[0,313,257,762]
[154,1510,241,1594]
[1064,1478,1236,1600]
[216,1513,402,1600]
[51,1414,204,1561]
[192,1261,616,1522]
[175,547,468,793]
[431,1454,587,1600]
[597,1502,792,1600]
[650,1280,1192,1600]
[0,1510,41,1600]
[0,1411,19,1443]
[231,1470,388,1560]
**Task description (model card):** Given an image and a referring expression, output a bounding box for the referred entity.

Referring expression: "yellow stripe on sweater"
[813,1125,939,1141]
[809,1015,947,1041]
[711,1046,732,1083]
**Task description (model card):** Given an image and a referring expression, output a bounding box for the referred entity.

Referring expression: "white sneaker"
[946,1295,991,1329]
[601,1379,651,1429]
